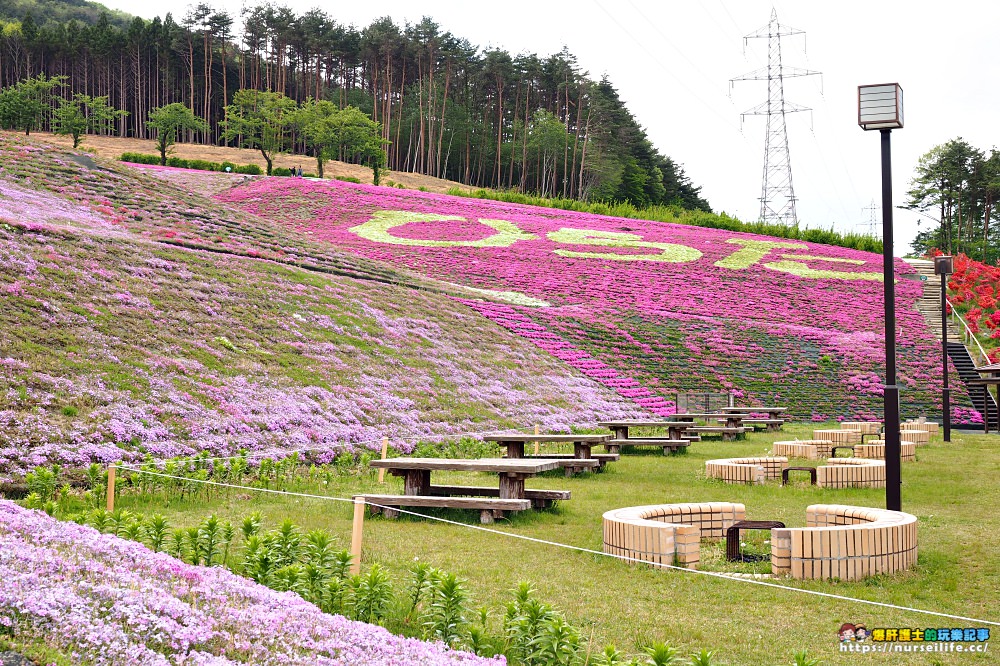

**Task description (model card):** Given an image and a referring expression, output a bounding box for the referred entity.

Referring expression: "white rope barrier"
[117,465,1000,627]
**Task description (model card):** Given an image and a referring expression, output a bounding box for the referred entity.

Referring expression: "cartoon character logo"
[854,624,870,642]
[839,623,857,642]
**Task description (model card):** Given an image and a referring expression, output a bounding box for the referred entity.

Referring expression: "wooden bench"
[684,426,745,441]
[738,418,785,431]
[425,485,571,509]
[605,438,688,455]
[522,453,620,469]
[354,494,532,524]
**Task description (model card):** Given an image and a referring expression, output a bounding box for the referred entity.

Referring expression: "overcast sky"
[98,0,999,255]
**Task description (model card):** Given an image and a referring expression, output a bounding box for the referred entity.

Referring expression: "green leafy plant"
[352,563,393,625]
[792,650,821,666]
[644,642,678,666]
[689,649,715,666]
[422,571,469,647]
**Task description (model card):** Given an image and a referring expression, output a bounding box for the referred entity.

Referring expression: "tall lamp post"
[858,83,904,511]
[935,255,953,442]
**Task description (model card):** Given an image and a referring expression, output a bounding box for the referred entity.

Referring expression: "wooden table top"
[721,407,787,413]
[674,412,740,418]
[484,434,611,443]
[370,457,563,473]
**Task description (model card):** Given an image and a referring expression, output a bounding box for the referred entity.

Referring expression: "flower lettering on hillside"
[714,238,809,269]
[715,239,882,280]
[349,210,535,247]
[765,255,883,282]
[547,228,703,263]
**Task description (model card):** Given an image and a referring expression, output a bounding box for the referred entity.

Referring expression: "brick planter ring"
[816,458,885,488]
[772,440,834,459]
[705,457,787,484]
[813,429,862,444]
[772,504,918,580]
[840,422,882,434]
[902,421,939,434]
[602,502,746,569]
[854,441,916,462]
[900,429,930,445]
[603,502,917,580]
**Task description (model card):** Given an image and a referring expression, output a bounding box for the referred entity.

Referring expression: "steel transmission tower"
[730,10,820,225]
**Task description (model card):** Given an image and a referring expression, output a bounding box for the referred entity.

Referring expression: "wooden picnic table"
[483,434,612,474]
[369,457,562,501]
[672,412,745,429]
[596,420,693,453]
[721,406,787,418]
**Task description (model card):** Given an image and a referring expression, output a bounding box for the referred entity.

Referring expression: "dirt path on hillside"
[26,132,473,194]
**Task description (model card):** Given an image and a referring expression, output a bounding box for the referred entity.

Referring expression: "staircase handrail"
[947,298,991,367]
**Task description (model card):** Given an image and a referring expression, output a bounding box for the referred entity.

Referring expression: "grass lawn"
[116,423,1000,665]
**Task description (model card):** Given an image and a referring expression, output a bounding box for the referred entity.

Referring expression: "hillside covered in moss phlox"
[218,176,973,424]
[0,134,645,480]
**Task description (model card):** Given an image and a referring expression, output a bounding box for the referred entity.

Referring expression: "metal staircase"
[904,258,999,428]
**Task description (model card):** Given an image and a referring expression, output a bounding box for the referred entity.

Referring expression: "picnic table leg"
[403,469,430,496]
[499,473,526,500]
[506,441,526,459]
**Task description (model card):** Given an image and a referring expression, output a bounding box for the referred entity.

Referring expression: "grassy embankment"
[111,424,1000,666]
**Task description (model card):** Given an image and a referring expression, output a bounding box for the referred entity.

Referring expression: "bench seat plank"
[354,494,532,524]
[604,438,689,455]
[426,485,571,501]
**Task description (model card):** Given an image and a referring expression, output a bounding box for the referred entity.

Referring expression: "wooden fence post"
[106,464,116,512]
[378,436,388,483]
[533,424,540,455]
[350,497,365,576]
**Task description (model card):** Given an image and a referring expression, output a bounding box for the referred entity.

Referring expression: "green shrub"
[220,161,237,173]
[235,164,263,175]
[187,159,219,171]
[273,167,293,177]
[166,157,190,169]
[119,152,160,165]
[335,175,361,184]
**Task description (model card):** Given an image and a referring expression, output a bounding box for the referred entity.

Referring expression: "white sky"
[98,0,1000,256]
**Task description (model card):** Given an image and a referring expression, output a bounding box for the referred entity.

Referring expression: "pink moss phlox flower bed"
[218,177,974,422]
[0,501,504,666]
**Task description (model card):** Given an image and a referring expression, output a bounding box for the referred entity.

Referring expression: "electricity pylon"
[731,9,820,225]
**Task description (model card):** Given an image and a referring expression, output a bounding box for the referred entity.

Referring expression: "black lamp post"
[935,255,954,442]
[858,83,904,511]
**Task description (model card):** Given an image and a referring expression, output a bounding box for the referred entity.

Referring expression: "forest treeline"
[908,137,1000,263]
[0,1,712,210]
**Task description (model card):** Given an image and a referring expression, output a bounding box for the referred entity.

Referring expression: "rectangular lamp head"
[858,83,903,130]
[934,255,954,276]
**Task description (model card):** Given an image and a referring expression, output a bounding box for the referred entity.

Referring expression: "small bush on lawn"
[273,167,293,177]
[187,159,219,171]
[335,175,361,183]
[119,152,160,165]
[235,163,263,175]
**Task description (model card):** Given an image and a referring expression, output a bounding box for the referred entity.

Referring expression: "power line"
[590,0,744,134]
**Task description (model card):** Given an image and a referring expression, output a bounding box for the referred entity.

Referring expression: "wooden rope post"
[533,424,540,455]
[106,464,116,512]
[349,497,365,576]
[378,436,389,483]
